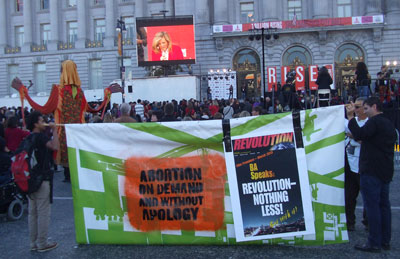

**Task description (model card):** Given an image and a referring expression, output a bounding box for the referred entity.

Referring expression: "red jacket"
[209,105,219,116]
[5,127,30,152]
[151,45,184,61]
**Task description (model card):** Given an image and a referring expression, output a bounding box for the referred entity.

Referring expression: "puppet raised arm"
[86,83,123,119]
[12,77,59,114]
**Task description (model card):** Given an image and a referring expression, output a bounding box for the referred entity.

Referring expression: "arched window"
[335,43,364,65]
[282,46,312,67]
[233,48,261,98]
[334,43,365,93]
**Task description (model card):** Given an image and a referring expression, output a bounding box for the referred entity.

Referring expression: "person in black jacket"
[316,66,333,107]
[26,111,59,252]
[346,97,396,253]
[316,66,333,90]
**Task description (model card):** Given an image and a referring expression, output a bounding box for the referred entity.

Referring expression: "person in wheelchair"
[0,136,12,185]
[0,135,26,221]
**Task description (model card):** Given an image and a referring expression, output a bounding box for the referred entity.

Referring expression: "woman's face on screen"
[158,37,168,51]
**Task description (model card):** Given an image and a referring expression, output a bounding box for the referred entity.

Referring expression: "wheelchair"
[0,179,27,221]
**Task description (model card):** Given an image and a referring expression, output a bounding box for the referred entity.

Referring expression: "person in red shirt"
[4,116,30,153]
[209,100,220,116]
[185,102,196,119]
[151,31,184,61]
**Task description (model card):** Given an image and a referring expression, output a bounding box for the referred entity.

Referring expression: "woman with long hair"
[316,66,333,90]
[316,66,333,107]
[355,61,370,98]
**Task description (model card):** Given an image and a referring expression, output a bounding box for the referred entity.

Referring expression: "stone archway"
[233,48,261,99]
[334,43,365,96]
[282,45,313,89]
[282,45,312,68]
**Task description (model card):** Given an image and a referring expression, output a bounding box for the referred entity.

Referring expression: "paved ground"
[1,169,399,259]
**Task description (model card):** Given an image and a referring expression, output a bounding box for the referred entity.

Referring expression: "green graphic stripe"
[131,113,289,158]
[79,150,124,174]
[208,113,290,143]
[305,132,345,154]
[73,149,126,223]
[157,143,223,158]
[123,122,218,148]
[308,170,344,188]
[123,123,224,157]
[324,167,344,179]
[68,147,87,243]
[157,145,193,158]
[158,113,289,158]
[225,182,230,196]
[157,144,221,158]
[232,112,290,137]
[224,212,234,224]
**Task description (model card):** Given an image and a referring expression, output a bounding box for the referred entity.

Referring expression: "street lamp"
[249,28,279,112]
[116,17,127,103]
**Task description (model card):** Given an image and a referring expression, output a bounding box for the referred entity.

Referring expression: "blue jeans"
[358,85,370,98]
[360,174,391,247]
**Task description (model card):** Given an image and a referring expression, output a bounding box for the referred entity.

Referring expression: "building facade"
[0,0,399,101]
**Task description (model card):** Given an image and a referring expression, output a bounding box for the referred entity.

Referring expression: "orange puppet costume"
[55,60,86,166]
[12,60,120,166]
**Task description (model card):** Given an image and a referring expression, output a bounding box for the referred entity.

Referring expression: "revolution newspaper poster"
[225,129,315,242]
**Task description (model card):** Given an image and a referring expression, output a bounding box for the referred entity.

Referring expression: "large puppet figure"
[12,60,121,181]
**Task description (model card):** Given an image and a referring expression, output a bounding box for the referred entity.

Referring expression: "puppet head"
[60,60,81,88]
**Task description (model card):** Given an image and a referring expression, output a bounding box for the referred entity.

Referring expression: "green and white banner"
[65,105,346,245]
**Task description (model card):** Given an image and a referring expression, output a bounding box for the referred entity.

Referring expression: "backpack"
[11,134,45,194]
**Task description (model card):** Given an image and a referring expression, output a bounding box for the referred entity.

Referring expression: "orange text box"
[124,154,226,232]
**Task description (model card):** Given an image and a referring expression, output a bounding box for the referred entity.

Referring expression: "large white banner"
[65,105,346,245]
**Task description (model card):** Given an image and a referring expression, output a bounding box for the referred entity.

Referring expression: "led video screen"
[136,16,196,66]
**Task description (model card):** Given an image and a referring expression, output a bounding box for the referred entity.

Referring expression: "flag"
[292,10,297,26]
[117,32,122,56]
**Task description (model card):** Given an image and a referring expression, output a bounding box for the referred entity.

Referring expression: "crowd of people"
[86,97,267,124]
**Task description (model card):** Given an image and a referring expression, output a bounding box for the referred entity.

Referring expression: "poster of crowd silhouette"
[224,130,315,242]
